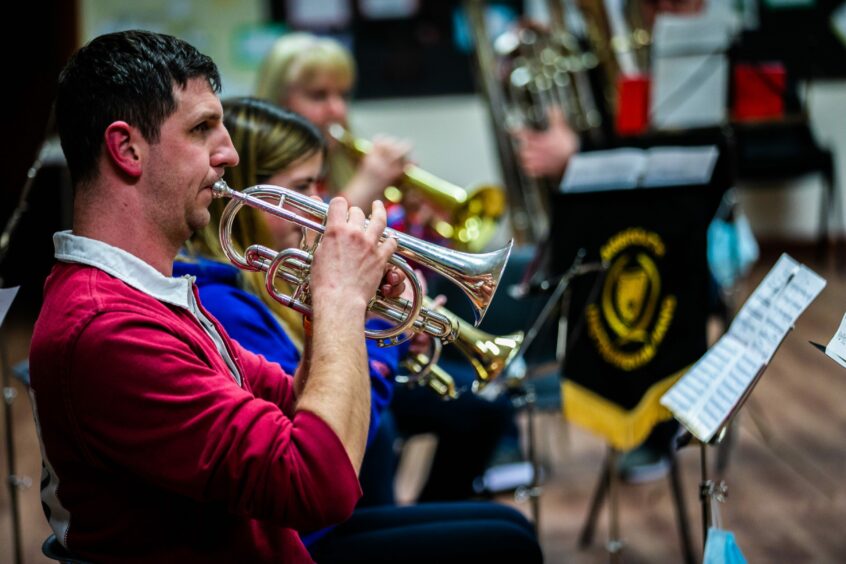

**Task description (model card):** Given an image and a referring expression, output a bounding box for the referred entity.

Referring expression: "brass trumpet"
[212,180,513,347]
[401,350,459,400]
[399,304,524,398]
[328,124,506,252]
[423,299,524,392]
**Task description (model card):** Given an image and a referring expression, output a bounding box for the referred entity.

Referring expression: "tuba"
[212,180,513,346]
[328,124,506,253]
[464,0,605,244]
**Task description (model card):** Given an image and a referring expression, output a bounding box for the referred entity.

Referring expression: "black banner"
[552,164,721,449]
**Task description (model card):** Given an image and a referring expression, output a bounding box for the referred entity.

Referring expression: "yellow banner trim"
[562,366,689,451]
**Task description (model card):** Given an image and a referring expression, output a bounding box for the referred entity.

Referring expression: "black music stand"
[547,144,729,562]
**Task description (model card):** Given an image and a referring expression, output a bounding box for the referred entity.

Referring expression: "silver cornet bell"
[211,180,513,347]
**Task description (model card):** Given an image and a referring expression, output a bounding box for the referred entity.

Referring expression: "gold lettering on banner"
[587,227,676,371]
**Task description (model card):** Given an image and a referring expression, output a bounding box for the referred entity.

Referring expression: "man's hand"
[299,198,397,473]
[310,198,398,316]
[511,107,580,180]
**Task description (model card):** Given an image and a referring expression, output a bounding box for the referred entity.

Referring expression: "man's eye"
[193,122,210,133]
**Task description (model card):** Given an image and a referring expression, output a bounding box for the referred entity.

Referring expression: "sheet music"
[0,286,20,328]
[641,146,719,188]
[662,335,766,442]
[560,145,719,193]
[560,148,646,193]
[729,254,826,363]
[825,313,846,369]
[660,254,825,442]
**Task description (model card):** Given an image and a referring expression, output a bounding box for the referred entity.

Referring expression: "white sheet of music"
[660,254,826,442]
[641,146,719,188]
[559,148,646,193]
[561,145,720,194]
[729,254,826,363]
[825,313,846,368]
[0,286,20,328]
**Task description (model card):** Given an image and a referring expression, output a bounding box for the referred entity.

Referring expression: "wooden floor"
[2,248,845,563]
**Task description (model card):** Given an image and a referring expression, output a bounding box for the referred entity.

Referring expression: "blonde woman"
[256,32,411,211]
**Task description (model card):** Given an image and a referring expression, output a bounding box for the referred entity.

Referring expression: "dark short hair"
[55,29,221,185]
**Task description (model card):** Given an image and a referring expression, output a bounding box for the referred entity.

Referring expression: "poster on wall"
[80,0,274,96]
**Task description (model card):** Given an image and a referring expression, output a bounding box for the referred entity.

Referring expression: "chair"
[42,534,93,564]
[732,117,840,261]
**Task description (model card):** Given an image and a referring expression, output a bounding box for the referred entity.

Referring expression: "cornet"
[328,124,506,252]
[212,180,513,347]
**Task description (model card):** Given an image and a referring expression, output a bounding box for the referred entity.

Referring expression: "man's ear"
[104,121,143,178]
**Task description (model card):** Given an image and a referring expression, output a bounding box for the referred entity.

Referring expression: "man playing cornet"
[29,30,402,563]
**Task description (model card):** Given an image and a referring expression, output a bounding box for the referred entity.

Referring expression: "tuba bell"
[328,124,507,252]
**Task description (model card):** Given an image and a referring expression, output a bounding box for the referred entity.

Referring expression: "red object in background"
[616,74,651,136]
[732,62,786,121]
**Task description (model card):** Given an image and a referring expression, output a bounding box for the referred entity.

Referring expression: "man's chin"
[188,210,211,234]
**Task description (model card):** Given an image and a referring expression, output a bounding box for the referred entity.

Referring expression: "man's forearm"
[294,302,371,472]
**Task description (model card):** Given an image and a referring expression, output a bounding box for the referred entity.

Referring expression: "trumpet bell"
[453,326,524,391]
[430,183,506,253]
[420,297,524,391]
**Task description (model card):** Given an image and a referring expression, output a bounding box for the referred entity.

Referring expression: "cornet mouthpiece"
[211,179,231,198]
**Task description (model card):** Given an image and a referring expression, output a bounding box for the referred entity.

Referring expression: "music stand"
[661,253,826,550]
[502,250,605,527]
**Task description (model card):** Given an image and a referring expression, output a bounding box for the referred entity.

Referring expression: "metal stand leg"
[699,442,712,551]
[606,449,623,562]
[514,384,544,528]
[668,451,695,564]
[576,447,624,560]
[580,445,695,564]
[2,336,25,564]
[577,450,611,548]
[526,387,542,526]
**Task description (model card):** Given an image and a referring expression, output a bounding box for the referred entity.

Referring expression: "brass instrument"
[497,16,604,141]
[465,0,548,245]
[428,300,523,392]
[465,0,652,244]
[328,124,506,253]
[400,299,525,398]
[577,0,653,115]
[465,0,606,244]
[401,349,459,400]
[212,180,513,346]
